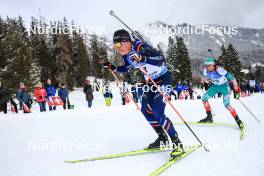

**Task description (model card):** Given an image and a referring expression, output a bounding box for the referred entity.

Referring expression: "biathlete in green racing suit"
[198,57,244,130]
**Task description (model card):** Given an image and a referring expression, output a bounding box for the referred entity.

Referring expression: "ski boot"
[198,111,213,123]
[234,116,244,130]
[170,136,184,159]
[147,131,169,149]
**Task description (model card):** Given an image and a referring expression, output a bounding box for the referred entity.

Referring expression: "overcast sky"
[1,0,263,34]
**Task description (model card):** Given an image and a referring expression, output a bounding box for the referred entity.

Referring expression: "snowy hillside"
[1,84,264,176]
[139,22,264,65]
[103,20,264,65]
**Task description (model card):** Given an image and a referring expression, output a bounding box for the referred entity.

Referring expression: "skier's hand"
[234,86,240,99]
[131,32,137,41]
[131,31,141,41]
[234,92,240,99]
[103,62,116,71]
[129,52,145,63]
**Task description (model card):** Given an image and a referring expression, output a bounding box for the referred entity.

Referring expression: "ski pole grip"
[109,10,115,16]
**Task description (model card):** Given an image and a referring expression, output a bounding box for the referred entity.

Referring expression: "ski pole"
[238,99,261,123]
[139,66,209,151]
[211,108,216,117]
[110,70,142,111]
[109,10,145,41]
[99,60,142,112]
[109,10,209,151]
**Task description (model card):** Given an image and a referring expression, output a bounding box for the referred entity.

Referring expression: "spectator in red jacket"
[34,82,47,112]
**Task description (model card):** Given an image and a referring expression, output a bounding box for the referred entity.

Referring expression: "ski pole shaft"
[109,70,142,112]
[211,108,216,117]
[99,59,142,111]
[140,67,208,151]
[238,99,260,123]
[109,10,145,42]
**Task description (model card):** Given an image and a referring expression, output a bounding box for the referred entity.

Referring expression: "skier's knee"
[202,93,209,102]
[141,105,153,116]
[158,115,166,125]
[141,107,147,116]
[152,105,165,118]
[224,102,230,108]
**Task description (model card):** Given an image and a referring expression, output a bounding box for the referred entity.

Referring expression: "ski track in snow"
[0,86,264,176]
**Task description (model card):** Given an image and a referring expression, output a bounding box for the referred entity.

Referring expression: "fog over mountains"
[128,21,264,66]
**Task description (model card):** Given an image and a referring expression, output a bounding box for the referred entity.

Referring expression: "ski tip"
[64,160,75,163]
[239,124,245,140]
[64,160,89,163]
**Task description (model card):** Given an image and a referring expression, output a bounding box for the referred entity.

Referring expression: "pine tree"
[59,17,74,89]
[225,44,243,83]
[44,18,74,88]
[0,16,7,78]
[18,16,29,45]
[98,37,113,81]
[218,44,228,68]
[171,40,179,84]
[89,34,102,78]
[2,17,33,91]
[166,36,180,85]
[72,27,89,87]
[166,36,175,71]
[77,36,89,85]
[255,65,264,82]
[47,20,61,86]
[30,17,52,86]
[174,36,192,83]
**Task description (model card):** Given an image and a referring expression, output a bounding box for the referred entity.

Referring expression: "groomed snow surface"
[1,85,264,176]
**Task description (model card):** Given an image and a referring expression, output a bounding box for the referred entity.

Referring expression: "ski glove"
[103,62,116,71]
[129,52,145,63]
[234,86,240,99]
[131,31,141,41]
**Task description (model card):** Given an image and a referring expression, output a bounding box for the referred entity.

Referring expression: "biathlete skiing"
[103,29,184,158]
[198,57,244,131]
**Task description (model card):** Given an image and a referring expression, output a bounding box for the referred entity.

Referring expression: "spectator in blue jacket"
[58,83,69,110]
[257,82,262,93]
[175,80,183,99]
[45,79,57,111]
[182,81,189,100]
[16,82,32,113]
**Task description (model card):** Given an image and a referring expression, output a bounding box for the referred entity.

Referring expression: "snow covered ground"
[1,84,264,176]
